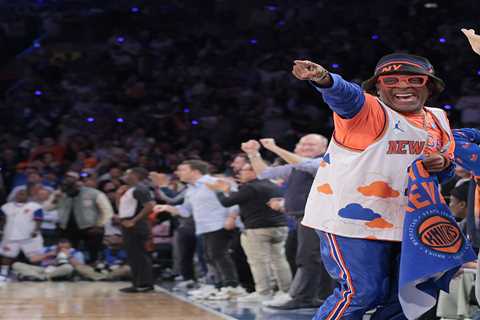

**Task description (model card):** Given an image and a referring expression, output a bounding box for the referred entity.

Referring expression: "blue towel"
[399,159,476,319]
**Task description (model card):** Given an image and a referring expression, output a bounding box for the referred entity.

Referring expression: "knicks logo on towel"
[387,140,425,155]
[417,216,462,254]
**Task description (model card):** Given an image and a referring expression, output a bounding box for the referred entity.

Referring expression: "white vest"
[302,100,452,241]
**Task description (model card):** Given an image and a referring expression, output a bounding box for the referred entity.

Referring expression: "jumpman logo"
[394,121,405,133]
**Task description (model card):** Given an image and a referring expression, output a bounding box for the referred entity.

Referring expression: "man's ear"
[459,201,467,209]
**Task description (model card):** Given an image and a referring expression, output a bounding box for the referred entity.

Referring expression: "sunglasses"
[377,75,428,88]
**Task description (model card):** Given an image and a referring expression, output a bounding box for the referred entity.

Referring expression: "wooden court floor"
[0,282,225,320]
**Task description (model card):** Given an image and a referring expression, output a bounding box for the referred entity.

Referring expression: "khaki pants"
[241,226,291,295]
[437,272,478,319]
[12,262,73,280]
[75,264,131,281]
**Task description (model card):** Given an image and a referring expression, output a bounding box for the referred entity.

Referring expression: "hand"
[422,153,446,173]
[241,140,261,154]
[267,197,285,212]
[461,28,480,56]
[224,217,236,230]
[292,60,330,84]
[149,172,169,187]
[260,138,277,152]
[206,180,231,193]
[154,204,174,214]
[121,219,136,228]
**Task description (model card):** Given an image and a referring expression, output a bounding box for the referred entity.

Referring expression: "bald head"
[295,134,328,158]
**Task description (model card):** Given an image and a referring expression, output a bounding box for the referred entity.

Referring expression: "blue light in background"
[116,36,125,44]
[371,34,379,40]
[33,41,41,48]
[116,117,124,123]
[265,5,278,11]
[443,104,453,110]
[331,63,340,69]
[477,69,480,76]
[34,90,43,96]
[131,6,140,13]
[86,117,95,123]
[439,37,446,43]
[249,39,257,45]
[191,120,199,126]
[183,108,190,113]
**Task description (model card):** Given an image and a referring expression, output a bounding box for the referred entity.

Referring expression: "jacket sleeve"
[310,73,365,119]
[95,192,114,226]
[216,186,255,207]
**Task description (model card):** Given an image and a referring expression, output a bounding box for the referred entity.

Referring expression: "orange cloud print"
[365,217,394,229]
[317,183,333,195]
[357,181,400,198]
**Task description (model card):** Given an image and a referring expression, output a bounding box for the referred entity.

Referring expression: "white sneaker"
[262,291,292,307]
[188,285,218,299]
[237,291,272,303]
[173,279,196,291]
[207,286,247,300]
[188,284,215,296]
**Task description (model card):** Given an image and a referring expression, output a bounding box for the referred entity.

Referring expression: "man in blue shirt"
[155,160,245,300]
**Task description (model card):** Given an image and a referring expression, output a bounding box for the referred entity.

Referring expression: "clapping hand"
[259,138,277,152]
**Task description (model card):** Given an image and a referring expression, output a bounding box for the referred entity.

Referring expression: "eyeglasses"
[377,75,428,87]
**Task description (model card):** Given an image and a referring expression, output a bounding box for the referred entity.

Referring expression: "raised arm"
[292,60,365,119]
[241,140,268,175]
[260,138,307,164]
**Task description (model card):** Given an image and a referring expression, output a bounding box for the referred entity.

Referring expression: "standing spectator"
[155,160,245,300]
[207,162,292,302]
[242,135,334,310]
[118,167,155,293]
[0,189,44,281]
[150,172,196,288]
[46,171,113,263]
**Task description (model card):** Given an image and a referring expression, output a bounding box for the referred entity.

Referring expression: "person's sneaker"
[173,279,196,291]
[136,286,154,293]
[188,284,216,296]
[266,299,323,310]
[188,285,218,299]
[262,291,292,307]
[207,286,247,300]
[237,291,273,303]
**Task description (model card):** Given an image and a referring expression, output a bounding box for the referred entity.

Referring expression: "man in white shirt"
[0,189,44,281]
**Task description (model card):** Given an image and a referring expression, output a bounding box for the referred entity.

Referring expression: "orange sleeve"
[333,93,386,151]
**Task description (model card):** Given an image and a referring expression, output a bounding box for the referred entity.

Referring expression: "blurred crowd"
[0,0,479,319]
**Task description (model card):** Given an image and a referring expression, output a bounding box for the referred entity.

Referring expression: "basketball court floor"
[0,282,318,319]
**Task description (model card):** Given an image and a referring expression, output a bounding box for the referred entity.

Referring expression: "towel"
[399,159,476,319]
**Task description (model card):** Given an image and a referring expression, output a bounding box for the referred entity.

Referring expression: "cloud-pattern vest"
[302,100,452,241]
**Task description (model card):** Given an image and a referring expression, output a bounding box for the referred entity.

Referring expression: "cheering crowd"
[1,1,480,320]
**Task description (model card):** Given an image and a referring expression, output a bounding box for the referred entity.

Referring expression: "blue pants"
[313,231,408,320]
